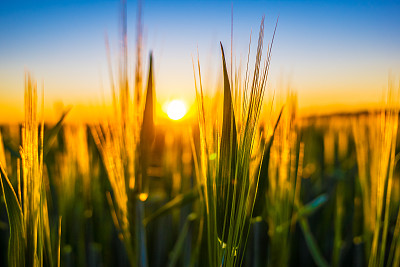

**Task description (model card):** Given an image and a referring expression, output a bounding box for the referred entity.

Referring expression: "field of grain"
[1,1,400,267]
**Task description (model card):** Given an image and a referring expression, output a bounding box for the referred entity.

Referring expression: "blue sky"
[1,0,400,121]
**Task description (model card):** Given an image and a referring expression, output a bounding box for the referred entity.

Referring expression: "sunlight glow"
[166,100,187,120]
[139,193,148,202]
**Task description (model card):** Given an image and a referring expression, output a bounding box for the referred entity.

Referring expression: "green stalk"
[136,200,148,267]
[298,215,329,267]
[333,182,344,267]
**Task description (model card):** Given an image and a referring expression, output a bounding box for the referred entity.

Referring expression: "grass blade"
[217,43,238,243]
[57,216,62,267]
[0,164,25,267]
[42,181,53,267]
[167,213,198,267]
[297,200,329,267]
[298,216,329,267]
[252,106,284,218]
[139,52,155,200]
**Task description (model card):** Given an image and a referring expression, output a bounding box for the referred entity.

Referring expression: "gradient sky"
[1,0,400,122]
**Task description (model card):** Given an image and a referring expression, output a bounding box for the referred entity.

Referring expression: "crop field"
[1,1,400,267]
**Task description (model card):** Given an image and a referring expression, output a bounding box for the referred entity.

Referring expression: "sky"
[1,0,400,122]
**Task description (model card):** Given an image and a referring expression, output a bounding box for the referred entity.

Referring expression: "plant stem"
[136,199,148,267]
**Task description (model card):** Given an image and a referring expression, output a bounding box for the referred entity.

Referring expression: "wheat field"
[1,1,400,267]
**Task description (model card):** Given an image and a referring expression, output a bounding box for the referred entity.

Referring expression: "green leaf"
[139,52,155,197]
[141,52,155,145]
[252,106,284,218]
[57,216,62,267]
[0,163,25,267]
[42,184,53,267]
[168,213,198,267]
[217,43,238,243]
[298,214,329,267]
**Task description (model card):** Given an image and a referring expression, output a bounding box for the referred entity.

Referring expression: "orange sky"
[1,1,400,123]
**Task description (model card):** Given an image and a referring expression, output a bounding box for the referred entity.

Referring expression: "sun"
[165,99,187,120]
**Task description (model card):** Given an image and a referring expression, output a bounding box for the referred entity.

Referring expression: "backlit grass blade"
[0,164,25,267]
[352,93,399,266]
[217,43,238,244]
[136,52,155,267]
[57,216,62,267]
[386,207,400,266]
[0,131,6,175]
[22,73,46,267]
[253,106,283,218]
[139,52,155,201]
[41,179,53,267]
